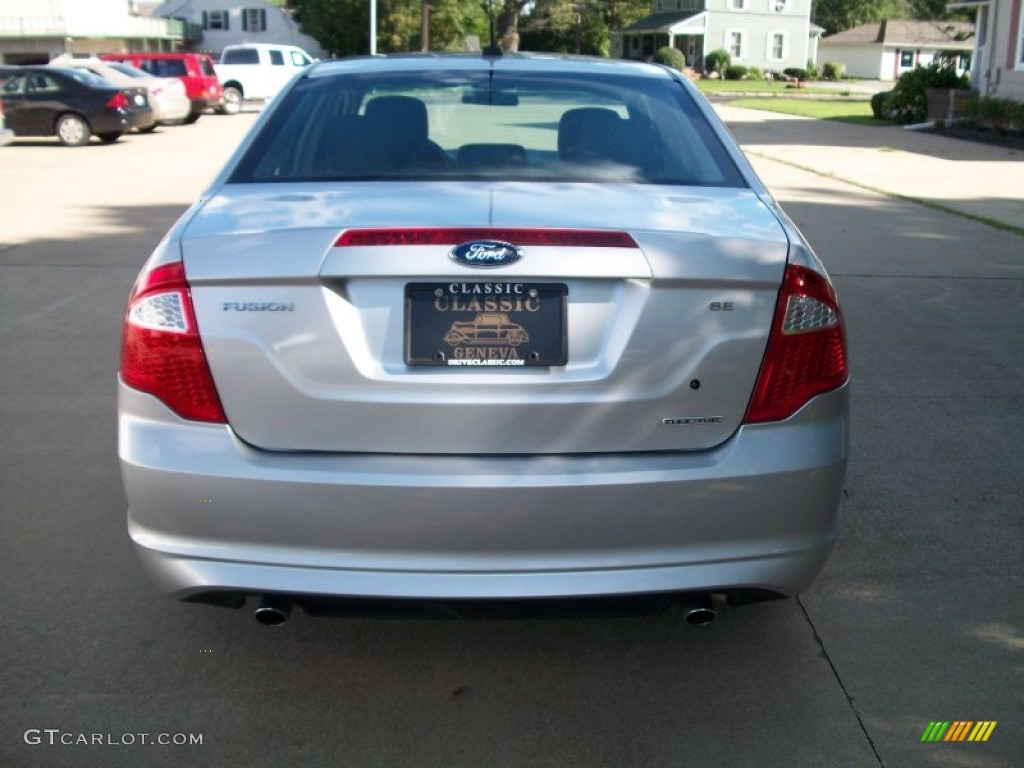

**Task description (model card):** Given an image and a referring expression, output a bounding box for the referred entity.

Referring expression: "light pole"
[370,0,377,55]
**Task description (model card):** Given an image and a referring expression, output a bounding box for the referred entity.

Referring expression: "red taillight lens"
[106,92,128,109]
[120,262,226,423]
[744,265,848,424]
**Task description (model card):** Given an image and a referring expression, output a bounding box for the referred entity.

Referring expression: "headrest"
[364,95,429,141]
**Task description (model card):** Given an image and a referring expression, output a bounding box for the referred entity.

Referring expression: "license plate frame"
[405,282,567,368]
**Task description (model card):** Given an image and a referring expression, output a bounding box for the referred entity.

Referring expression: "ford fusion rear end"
[118,57,848,619]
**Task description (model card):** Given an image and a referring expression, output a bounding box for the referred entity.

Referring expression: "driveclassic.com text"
[24,729,203,746]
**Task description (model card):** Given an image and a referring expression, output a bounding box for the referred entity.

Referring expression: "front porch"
[615,11,706,69]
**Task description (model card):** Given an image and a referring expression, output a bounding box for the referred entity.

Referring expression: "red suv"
[99,53,222,123]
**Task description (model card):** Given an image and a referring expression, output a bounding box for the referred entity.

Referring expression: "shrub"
[783,67,809,80]
[886,62,970,124]
[805,60,820,80]
[822,61,843,81]
[653,46,686,71]
[871,90,893,120]
[962,96,1024,130]
[724,65,748,80]
[746,66,763,81]
[705,48,731,76]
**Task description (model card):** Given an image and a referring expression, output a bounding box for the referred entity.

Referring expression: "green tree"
[292,0,487,55]
[811,0,907,35]
[518,0,648,56]
[812,0,968,34]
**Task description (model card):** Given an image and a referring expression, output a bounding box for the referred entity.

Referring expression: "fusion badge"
[450,240,522,268]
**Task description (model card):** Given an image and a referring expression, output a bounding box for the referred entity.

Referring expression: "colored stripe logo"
[921,721,997,742]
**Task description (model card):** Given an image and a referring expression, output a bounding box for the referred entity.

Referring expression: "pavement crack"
[797,596,886,767]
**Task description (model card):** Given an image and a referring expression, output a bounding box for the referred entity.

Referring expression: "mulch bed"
[929,122,1024,152]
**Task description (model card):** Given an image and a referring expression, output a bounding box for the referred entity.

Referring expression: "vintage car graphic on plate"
[444,313,530,347]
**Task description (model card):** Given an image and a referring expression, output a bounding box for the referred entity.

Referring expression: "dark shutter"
[260,9,266,31]
[201,10,208,29]
[224,12,230,30]
[241,10,247,31]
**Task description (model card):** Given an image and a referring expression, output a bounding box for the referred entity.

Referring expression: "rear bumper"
[126,106,155,130]
[91,110,128,134]
[119,382,848,602]
[189,94,220,112]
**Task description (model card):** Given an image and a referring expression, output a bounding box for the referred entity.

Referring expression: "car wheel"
[97,132,123,144]
[55,114,90,146]
[183,111,202,125]
[219,87,242,115]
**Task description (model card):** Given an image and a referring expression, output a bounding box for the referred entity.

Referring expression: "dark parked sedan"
[0,66,153,145]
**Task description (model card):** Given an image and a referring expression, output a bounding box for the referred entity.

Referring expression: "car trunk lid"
[181,182,788,454]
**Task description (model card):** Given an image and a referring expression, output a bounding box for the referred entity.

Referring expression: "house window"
[243,8,267,32]
[728,30,744,60]
[900,50,914,68]
[729,0,745,9]
[1017,9,1024,69]
[772,0,788,11]
[770,32,785,61]
[203,10,229,30]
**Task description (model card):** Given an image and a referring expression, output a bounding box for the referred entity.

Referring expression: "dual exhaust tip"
[252,596,291,627]
[251,595,718,627]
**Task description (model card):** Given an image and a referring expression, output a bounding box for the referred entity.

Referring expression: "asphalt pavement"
[0,106,1021,768]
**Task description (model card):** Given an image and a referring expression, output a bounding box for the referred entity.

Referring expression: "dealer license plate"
[405,282,567,367]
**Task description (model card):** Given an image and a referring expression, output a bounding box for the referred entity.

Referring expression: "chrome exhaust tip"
[680,597,717,626]
[683,606,717,626]
[253,596,291,627]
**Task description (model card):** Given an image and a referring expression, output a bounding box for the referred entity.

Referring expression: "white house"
[948,0,1024,102]
[616,0,819,73]
[153,0,326,59]
[0,0,189,64]
[818,19,973,81]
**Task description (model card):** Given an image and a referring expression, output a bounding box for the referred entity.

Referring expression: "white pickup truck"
[214,44,315,114]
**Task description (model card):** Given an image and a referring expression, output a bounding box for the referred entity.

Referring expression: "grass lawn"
[727,97,884,125]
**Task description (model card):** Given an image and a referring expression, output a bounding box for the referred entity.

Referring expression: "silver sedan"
[119,55,848,625]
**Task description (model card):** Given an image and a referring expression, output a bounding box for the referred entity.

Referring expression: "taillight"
[744,265,848,424]
[106,92,128,109]
[120,262,226,423]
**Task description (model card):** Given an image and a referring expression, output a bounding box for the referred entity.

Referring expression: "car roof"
[306,53,679,81]
[103,52,209,60]
[226,43,306,51]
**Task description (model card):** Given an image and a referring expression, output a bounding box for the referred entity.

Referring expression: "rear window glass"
[223,49,259,65]
[107,62,148,79]
[229,69,745,188]
[142,59,187,78]
[200,58,216,76]
[58,68,108,87]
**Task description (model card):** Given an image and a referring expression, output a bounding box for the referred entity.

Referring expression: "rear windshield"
[141,59,187,78]
[229,69,746,187]
[57,68,110,87]
[223,49,259,65]
[107,62,148,79]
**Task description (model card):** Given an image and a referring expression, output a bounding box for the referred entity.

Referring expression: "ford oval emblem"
[450,240,522,268]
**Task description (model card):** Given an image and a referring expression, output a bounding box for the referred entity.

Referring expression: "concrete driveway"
[0,108,1021,768]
